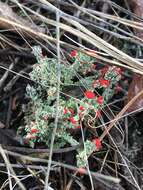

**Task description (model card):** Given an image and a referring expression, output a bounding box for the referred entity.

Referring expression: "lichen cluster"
[19,46,122,167]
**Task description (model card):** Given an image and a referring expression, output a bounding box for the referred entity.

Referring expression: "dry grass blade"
[44,7,61,190]
[28,0,143,70]
[0,145,26,190]
[0,2,44,34]
[1,1,143,73]
[100,89,143,140]
[4,149,120,184]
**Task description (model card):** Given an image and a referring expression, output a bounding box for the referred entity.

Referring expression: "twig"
[0,49,35,59]
[0,162,59,171]
[1,13,143,75]
[4,66,31,92]
[4,149,121,184]
[0,62,14,91]
[0,145,26,190]
[1,144,80,154]
[100,89,143,141]
[4,1,143,72]
[44,6,61,190]
[6,96,12,128]
[0,1,44,34]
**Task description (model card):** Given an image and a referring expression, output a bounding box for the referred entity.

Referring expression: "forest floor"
[0,0,143,190]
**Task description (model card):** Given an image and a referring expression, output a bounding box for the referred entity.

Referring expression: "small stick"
[2,144,80,154]
[100,89,143,141]
[0,62,14,91]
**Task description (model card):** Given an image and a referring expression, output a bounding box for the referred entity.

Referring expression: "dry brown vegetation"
[0,0,143,189]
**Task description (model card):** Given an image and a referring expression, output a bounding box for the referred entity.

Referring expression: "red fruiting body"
[77,168,86,175]
[30,128,39,134]
[96,110,101,118]
[70,117,77,124]
[97,96,104,105]
[93,138,102,150]
[84,90,96,99]
[79,106,85,111]
[64,108,74,116]
[25,133,37,139]
[75,125,81,129]
[63,107,68,115]
[99,79,110,88]
[70,50,77,57]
